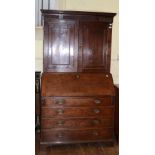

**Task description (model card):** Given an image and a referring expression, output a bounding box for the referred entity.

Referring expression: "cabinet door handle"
[106,74,109,78]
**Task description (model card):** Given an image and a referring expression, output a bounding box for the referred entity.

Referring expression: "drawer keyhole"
[93,131,99,136]
[57,133,63,138]
[92,119,100,125]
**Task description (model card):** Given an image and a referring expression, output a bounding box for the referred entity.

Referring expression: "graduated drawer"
[42,97,113,107]
[41,128,113,142]
[41,117,113,129]
[41,106,114,118]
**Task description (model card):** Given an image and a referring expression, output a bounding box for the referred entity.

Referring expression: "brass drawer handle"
[92,119,100,125]
[57,133,63,138]
[57,120,65,126]
[94,109,100,114]
[57,109,64,115]
[94,99,101,104]
[56,99,65,105]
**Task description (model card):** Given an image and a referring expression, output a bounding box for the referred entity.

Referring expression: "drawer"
[41,107,114,118]
[42,97,113,107]
[41,128,113,142]
[41,117,113,129]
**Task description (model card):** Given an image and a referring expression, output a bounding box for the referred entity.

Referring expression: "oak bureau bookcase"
[40,10,116,148]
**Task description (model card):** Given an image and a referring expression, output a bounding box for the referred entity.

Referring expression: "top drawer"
[42,97,113,107]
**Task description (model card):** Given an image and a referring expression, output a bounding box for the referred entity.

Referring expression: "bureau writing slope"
[40,10,116,147]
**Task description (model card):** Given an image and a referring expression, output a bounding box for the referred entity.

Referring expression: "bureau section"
[40,96,115,144]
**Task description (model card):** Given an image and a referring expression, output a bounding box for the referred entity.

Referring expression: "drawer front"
[41,117,113,129]
[42,97,113,107]
[41,107,114,118]
[41,128,113,142]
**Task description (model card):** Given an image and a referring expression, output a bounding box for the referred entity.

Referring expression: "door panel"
[44,20,78,72]
[78,22,111,72]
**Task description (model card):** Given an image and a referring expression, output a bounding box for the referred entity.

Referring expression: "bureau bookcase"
[40,10,116,148]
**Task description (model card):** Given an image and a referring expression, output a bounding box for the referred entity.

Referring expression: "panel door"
[78,21,112,72]
[43,20,78,72]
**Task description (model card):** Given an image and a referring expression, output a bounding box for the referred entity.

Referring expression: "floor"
[35,133,119,155]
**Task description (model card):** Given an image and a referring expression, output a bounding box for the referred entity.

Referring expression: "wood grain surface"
[36,133,119,155]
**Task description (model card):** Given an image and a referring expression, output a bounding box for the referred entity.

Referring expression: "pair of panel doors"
[43,19,112,73]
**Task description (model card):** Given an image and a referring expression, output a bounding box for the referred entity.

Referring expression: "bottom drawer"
[41,128,113,143]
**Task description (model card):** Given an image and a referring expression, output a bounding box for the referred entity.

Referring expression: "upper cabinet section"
[41,10,116,72]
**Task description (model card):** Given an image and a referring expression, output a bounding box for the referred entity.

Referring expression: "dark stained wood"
[35,72,41,132]
[114,85,119,142]
[40,10,116,148]
[35,72,41,114]
[36,136,118,155]
[35,132,40,155]
[41,10,116,72]
[78,21,111,72]
[41,73,115,97]
[42,96,113,107]
[41,128,113,143]
[36,132,119,155]
[41,106,114,118]
[41,117,113,129]
[43,19,78,72]
[41,9,116,18]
